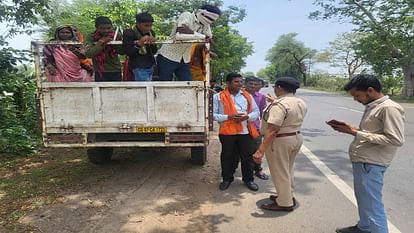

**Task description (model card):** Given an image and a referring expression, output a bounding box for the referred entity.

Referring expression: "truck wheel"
[87,147,113,164]
[191,147,207,165]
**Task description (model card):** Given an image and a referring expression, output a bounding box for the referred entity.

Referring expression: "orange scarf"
[219,88,259,138]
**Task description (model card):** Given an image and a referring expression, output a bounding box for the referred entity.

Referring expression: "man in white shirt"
[156,5,221,81]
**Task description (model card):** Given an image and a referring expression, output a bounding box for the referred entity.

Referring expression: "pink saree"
[46,46,93,82]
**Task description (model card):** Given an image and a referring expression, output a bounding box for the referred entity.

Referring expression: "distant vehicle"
[263,80,269,87]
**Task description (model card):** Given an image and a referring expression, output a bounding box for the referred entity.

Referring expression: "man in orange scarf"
[213,73,260,191]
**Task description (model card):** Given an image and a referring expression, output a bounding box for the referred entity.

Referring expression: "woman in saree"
[43,25,93,82]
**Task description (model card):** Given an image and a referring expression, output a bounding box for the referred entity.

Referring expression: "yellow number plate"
[135,127,167,133]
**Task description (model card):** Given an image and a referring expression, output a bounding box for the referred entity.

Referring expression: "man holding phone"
[213,73,260,191]
[327,74,405,233]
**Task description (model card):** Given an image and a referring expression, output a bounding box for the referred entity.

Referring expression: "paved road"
[212,88,413,233]
[21,88,413,233]
[295,88,414,233]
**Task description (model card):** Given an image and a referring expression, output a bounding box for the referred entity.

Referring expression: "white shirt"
[213,90,260,135]
[158,12,212,63]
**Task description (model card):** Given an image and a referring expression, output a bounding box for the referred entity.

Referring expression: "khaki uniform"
[262,93,307,206]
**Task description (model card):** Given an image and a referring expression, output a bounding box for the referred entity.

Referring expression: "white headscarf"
[196,9,220,25]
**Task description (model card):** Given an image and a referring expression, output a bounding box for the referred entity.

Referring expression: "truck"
[31,40,211,165]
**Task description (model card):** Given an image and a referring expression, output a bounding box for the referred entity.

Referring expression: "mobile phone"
[326,120,346,125]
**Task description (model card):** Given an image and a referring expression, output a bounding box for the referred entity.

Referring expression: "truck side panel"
[40,81,208,147]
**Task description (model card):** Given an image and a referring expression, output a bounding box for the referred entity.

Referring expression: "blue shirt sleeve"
[213,93,228,122]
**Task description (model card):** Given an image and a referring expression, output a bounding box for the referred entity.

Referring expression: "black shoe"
[219,181,232,191]
[244,181,259,191]
[336,225,370,233]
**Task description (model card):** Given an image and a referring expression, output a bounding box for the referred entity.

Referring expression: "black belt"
[276,131,300,137]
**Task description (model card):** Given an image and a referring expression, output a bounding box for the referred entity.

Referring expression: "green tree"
[45,0,253,78]
[0,0,50,154]
[44,0,145,38]
[257,65,277,82]
[243,71,255,77]
[0,0,50,36]
[211,26,253,77]
[316,32,365,79]
[266,33,316,85]
[311,0,414,97]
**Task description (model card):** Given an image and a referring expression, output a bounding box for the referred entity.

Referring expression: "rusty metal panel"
[47,133,84,144]
[43,87,95,125]
[153,85,205,124]
[45,142,206,148]
[169,133,207,143]
[44,126,207,134]
[39,82,208,147]
[100,87,148,122]
[87,133,165,143]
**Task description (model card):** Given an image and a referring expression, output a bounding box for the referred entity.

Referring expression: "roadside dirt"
[18,133,222,233]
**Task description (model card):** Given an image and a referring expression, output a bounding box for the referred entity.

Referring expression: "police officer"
[253,77,307,211]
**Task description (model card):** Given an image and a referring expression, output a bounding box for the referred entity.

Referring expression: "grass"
[305,86,414,103]
[389,95,414,103]
[0,149,111,232]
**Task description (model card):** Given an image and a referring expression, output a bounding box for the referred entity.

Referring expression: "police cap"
[275,77,300,89]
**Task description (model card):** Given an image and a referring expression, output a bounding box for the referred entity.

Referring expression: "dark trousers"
[95,71,122,82]
[219,134,255,183]
[235,135,263,172]
[156,54,192,81]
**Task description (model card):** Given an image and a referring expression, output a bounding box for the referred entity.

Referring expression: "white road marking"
[337,106,364,113]
[301,145,401,233]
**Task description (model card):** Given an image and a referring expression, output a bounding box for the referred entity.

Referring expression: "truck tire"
[87,147,113,164]
[190,147,207,165]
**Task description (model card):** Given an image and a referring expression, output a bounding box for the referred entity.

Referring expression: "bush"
[380,76,403,96]
[0,68,40,155]
[306,73,348,91]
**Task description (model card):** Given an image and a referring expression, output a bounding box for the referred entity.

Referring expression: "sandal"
[269,195,297,207]
[255,171,269,180]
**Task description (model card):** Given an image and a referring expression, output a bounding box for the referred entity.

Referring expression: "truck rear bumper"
[44,142,206,148]
[44,132,208,148]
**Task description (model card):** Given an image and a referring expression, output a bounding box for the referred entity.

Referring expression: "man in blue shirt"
[213,73,260,191]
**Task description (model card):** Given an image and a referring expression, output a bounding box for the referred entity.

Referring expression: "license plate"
[135,127,167,133]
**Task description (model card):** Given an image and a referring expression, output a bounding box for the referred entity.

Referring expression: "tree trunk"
[303,72,307,86]
[402,64,414,97]
[347,65,353,80]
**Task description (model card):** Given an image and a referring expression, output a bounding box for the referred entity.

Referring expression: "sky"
[222,0,354,74]
[4,0,354,74]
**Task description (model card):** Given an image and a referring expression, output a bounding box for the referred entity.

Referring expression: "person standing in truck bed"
[85,16,124,82]
[43,25,93,82]
[123,12,157,81]
[156,5,221,81]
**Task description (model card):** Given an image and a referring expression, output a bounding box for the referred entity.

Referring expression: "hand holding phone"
[326,119,358,135]
[231,113,248,121]
[326,119,346,126]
